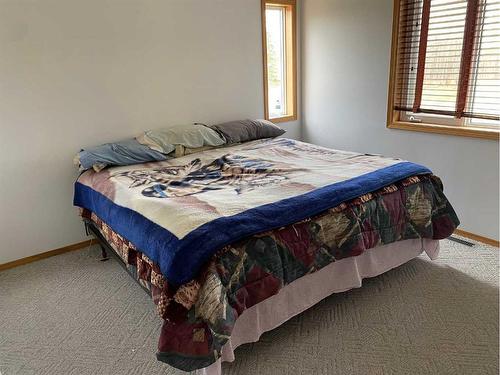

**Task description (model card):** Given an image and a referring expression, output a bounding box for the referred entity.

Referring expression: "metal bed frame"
[83,219,111,261]
[83,219,152,294]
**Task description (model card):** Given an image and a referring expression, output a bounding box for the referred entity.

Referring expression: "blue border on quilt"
[74,161,431,286]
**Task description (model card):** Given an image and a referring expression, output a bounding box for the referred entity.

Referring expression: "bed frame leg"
[99,244,110,262]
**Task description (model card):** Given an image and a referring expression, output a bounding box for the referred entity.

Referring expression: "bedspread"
[82,172,459,371]
[74,138,434,287]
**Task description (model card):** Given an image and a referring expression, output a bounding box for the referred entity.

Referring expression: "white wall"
[0,0,301,264]
[302,0,499,240]
[2,0,496,266]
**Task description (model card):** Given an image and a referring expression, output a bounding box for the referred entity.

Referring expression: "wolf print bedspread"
[74,138,434,286]
[75,138,459,371]
[83,172,458,371]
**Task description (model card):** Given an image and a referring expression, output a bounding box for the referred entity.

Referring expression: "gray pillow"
[136,124,225,153]
[74,138,170,172]
[208,119,286,144]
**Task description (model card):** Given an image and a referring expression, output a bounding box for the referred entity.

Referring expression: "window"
[262,0,297,122]
[387,0,500,140]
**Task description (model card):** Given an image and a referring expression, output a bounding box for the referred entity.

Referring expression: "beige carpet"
[0,237,498,375]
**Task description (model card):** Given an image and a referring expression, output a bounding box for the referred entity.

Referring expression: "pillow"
[174,144,217,158]
[75,138,171,172]
[136,124,225,153]
[208,119,285,144]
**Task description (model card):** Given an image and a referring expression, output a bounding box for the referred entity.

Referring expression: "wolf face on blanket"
[112,154,296,198]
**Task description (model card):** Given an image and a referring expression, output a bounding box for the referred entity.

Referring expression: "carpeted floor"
[0,237,498,375]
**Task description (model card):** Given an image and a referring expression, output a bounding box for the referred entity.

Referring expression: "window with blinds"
[388,0,500,139]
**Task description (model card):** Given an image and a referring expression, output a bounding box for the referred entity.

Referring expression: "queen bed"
[74,136,459,374]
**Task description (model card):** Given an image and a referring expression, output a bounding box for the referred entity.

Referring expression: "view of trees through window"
[266,6,286,118]
[467,0,500,126]
[401,0,500,127]
[419,0,468,113]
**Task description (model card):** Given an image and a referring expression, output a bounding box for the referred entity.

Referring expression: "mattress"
[74,138,459,371]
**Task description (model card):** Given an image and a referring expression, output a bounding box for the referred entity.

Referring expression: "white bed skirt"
[196,238,440,375]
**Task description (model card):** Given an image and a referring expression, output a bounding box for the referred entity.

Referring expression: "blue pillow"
[77,138,171,171]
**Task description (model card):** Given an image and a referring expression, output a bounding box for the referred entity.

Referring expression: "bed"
[73,137,459,374]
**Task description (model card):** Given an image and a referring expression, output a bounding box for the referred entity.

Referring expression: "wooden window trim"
[386,0,499,141]
[261,0,297,123]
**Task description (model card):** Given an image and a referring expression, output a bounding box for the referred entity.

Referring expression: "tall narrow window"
[388,0,499,140]
[262,0,297,122]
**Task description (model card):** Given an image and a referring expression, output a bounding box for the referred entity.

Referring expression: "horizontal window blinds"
[394,0,500,121]
[466,0,500,119]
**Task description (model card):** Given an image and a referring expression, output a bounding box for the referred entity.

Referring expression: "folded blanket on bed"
[75,138,433,286]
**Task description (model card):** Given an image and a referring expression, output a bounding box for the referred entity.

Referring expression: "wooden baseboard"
[454,229,499,247]
[0,227,497,272]
[0,239,94,272]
